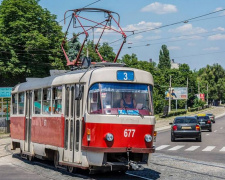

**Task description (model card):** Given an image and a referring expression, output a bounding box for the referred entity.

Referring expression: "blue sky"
[15,1,225,69]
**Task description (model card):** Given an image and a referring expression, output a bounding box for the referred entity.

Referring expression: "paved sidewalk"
[155,106,225,131]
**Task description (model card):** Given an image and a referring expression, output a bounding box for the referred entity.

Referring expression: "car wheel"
[213,121,215,123]
[196,135,202,142]
[171,134,175,142]
[209,128,212,132]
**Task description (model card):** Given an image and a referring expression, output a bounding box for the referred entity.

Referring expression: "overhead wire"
[108,8,225,45]
[57,0,102,24]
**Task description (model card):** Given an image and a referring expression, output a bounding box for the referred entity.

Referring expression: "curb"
[155,112,225,132]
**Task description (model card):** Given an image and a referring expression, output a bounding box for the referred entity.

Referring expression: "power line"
[58,0,102,23]
[108,8,225,45]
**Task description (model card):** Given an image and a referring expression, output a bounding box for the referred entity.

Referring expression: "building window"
[12,94,17,114]
[42,88,51,114]
[52,86,62,114]
[34,89,41,114]
[18,92,25,114]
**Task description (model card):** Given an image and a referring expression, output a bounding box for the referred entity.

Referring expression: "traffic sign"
[0,87,12,98]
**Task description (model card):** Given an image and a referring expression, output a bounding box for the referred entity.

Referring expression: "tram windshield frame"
[88,82,154,116]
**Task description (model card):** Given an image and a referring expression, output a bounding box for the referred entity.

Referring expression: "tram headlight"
[145,134,152,142]
[105,133,114,142]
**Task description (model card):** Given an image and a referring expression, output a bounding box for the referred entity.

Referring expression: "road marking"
[220,127,223,130]
[156,145,170,150]
[219,147,225,152]
[202,146,216,151]
[185,146,200,151]
[214,130,217,132]
[168,145,184,151]
[206,134,209,136]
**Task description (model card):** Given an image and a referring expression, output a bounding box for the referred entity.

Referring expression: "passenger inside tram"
[120,92,137,108]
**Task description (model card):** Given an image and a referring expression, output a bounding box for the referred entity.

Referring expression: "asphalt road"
[154,114,225,164]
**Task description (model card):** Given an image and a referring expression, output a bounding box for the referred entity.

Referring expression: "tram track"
[151,154,225,179]
[11,152,152,180]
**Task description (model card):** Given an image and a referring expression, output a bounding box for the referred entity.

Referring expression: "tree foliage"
[158,45,171,70]
[0,0,66,86]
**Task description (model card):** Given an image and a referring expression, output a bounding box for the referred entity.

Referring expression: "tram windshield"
[88,83,153,116]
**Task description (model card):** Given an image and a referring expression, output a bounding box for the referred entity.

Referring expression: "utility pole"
[87,48,89,58]
[207,83,208,105]
[186,77,188,110]
[169,75,172,112]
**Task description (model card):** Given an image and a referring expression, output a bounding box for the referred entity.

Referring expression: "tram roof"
[12,66,154,93]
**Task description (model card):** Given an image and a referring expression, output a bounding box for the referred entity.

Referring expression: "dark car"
[169,116,201,142]
[206,113,215,123]
[196,115,212,132]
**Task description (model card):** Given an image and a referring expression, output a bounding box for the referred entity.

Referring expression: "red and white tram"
[10,8,156,173]
[10,64,156,173]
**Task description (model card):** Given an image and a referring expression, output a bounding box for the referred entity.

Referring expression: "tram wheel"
[28,155,33,161]
[67,166,76,173]
[54,151,59,168]
[20,149,23,158]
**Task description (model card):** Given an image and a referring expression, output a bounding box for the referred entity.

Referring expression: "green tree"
[67,35,81,61]
[158,45,171,70]
[0,0,65,86]
[99,42,116,62]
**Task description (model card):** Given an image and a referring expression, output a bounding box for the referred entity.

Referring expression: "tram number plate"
[124,129,135,137]
[117,71,134,81]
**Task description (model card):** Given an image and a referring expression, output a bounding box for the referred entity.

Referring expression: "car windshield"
[88,82,153,116]
[197,116,209,120]
[174,118,197,124]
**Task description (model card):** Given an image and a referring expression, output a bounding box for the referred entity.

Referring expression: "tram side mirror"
[75,84,84,100]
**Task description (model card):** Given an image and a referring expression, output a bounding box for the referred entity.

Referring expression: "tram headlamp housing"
[105,133,114,142]
[145,134,152,142]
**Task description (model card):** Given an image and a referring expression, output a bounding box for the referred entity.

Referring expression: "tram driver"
[120,92,137,108]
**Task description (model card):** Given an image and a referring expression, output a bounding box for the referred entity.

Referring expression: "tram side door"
[73,84,83,164]
[63,85,75,162]
[25,91,32,152]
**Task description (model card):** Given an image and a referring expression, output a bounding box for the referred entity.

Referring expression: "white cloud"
[214,7,225,15]
[208,34,225,40]
[170,35,204,41]
[168,46,180,50]
[169,24,207,35]
[203,47,220,51]
[213,27,225,32]
[123,21,162,32]
[134,35,143,40]
[146,35,161,40]
[141,2,177,14]
[187,42,196,46]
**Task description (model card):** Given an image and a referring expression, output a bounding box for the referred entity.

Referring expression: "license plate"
[182,126,192,130]
[200,122,205,125]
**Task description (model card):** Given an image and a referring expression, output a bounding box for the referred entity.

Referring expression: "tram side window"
[12,94,18,114]
[18,92,25,114]
[42,88,51,114]
[52,86,62,114]
[34,89,41,114]
[65,86,69,117]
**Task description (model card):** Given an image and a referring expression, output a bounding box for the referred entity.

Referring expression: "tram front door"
[63,84,83,164]
[24,91,32,152]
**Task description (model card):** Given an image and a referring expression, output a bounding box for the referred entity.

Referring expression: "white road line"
[206,134,209,136]
[214,130,217,132]
[168,145,184,151]
[220,127,223,130]
[202,146,216,152]
[219,147,225,152]
[156,145,170,150]
[185,146,200,151]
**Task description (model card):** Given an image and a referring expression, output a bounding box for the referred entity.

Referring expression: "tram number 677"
[124,129,135,137]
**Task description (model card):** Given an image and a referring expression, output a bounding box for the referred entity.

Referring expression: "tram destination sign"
[0,87,12,98]
[117,71,134,81]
